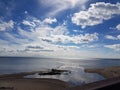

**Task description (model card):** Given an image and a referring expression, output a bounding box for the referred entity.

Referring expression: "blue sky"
[0,0,120,58]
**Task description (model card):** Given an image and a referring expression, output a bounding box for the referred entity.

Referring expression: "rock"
[39,69,71,75]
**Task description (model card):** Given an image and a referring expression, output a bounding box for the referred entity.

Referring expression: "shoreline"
[85,66,120,78]
[0,69,71,79]
[0,71,45,79]
[0,69,72,90]
[0,66,120,90]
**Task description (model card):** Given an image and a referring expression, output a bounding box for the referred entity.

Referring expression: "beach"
[0,69,71,90]
[0,78,71,90]
[0,66,120,90]
[85,66,120,78]
[68,66,120,90]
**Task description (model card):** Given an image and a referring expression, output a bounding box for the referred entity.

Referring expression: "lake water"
[0,57,120,85]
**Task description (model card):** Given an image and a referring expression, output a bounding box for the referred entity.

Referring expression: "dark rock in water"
[39,69,71,75]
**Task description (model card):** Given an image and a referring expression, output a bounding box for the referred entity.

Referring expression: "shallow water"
[0,57,120,85]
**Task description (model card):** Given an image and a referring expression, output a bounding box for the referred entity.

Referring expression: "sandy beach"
[0,69,72,90]
[0,66,120,90]
[0,78,71,90]
[85,66,120,78]
[68,66,120,90]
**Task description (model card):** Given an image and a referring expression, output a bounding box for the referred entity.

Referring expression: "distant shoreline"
[0,56,120,60]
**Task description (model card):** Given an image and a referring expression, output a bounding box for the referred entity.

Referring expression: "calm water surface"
[0,57,120,85]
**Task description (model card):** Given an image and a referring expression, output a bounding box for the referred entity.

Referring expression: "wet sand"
[68,66,120,90]
[85,66,120,78]
[67,76,120,90]
[0,78,71,90]
[0,70,71,90]
[0,66,120,90]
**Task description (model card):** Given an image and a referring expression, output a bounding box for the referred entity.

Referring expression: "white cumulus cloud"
[72,2,120,28]
[104,44,120,51]
[39,33,98,44]
[116,24,120,30]
[0,20,14,31]
[43,18,57,24]
[105,35,120,40]
[22,20,36,27]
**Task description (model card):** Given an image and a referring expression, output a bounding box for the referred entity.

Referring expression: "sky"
[0,0,120,58]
